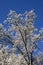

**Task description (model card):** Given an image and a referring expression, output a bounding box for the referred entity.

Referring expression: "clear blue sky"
[0,0,43,29]
[0,0,43,52]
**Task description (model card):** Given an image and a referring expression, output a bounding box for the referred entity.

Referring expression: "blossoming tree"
[0,10,43,65]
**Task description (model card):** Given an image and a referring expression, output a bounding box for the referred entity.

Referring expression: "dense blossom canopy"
[0,10,43,65]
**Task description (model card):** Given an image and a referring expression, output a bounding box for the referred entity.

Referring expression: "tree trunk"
[30,52,33,65]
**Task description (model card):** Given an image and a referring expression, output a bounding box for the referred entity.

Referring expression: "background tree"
[0,10,43,65]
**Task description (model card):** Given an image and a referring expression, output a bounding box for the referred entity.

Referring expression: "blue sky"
[0,0,43,29]
[0,0,43,52]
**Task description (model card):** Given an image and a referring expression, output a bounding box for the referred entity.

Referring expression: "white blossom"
[0,10,43,65]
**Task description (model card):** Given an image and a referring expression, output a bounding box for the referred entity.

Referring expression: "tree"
[0,10,43,65]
